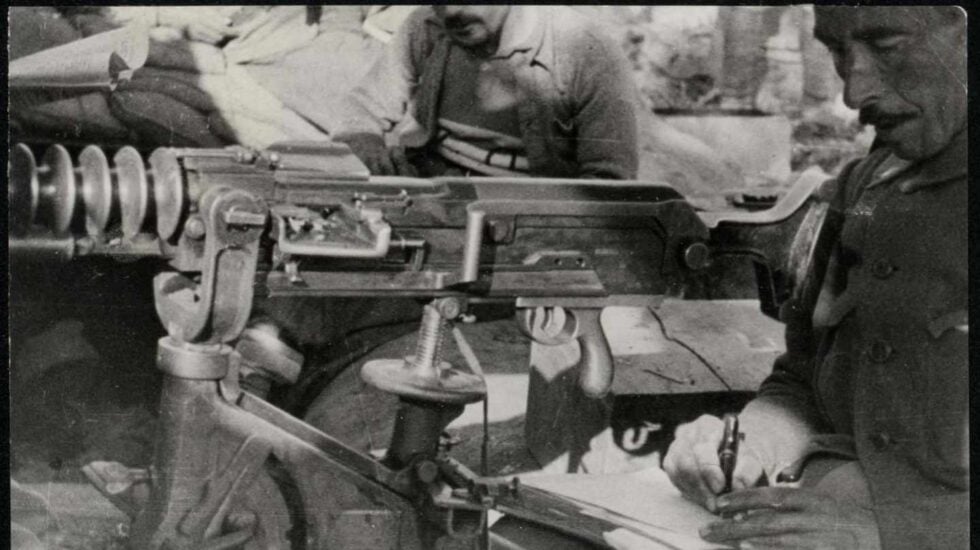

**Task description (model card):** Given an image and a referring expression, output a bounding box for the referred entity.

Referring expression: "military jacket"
[742,134,968,550]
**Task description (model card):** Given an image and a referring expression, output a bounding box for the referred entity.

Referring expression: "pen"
[718,413,739,495]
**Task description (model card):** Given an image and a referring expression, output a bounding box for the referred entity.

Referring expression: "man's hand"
[157,7,239,44]
[700,487,881,550]
[340,133,418,176]
[662,414,765,511]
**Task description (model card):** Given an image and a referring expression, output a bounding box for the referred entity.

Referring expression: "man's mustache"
[859,106,916,127]
[442,16,481,30]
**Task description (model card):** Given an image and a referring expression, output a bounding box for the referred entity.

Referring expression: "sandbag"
[8,7,83,60]
[115,65,323,147]
[208,109,313,150]
[119,67,218,112]
[223,6,319,65]
[133,66,287,126]
[11,92,134,143]
[146,38,227,74]
[110,90,226,147]
[204,112,239,144]
[204,66,325,146]
[64,7,228,77]
[242,29,386,134]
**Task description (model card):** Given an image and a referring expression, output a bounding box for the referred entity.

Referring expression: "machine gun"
[8,140,835,549]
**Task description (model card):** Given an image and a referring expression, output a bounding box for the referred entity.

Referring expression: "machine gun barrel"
[9,139,834,325]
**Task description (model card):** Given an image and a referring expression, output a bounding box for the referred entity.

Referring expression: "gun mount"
[9,140,835,549]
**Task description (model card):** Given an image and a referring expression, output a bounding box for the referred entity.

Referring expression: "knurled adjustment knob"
[361,298,486,404]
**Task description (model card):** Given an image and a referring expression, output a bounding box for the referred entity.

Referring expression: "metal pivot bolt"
[184,216,206,240]
[361,298,486,404]
[682,242,711,270]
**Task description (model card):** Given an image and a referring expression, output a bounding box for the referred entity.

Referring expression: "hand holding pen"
[662,413,765,512]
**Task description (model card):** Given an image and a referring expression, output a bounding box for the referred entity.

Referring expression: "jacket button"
[867,340,894,363]
[871,258,896,279]
[869,432,893,451]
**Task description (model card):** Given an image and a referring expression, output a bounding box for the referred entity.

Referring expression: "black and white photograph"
[7,5,968,549]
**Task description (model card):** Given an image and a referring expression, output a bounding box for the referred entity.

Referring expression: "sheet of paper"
[521,467,729,549]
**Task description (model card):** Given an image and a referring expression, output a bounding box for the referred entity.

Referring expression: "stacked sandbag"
[110,89,226,147]
[109,35,229,147]
[14,7,338,148]
[111,61,325,148]
[109,6,409,146]
[98,9,245,147]
[12,92,137,145]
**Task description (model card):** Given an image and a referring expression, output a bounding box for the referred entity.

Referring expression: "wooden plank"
[604,302,782,394]
[604,306,730,394]
[650,300,783,391]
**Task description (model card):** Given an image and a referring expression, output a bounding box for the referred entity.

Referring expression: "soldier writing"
[663,7,967,549]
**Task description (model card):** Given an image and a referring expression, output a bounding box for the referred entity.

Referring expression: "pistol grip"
[574,309,614,399]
